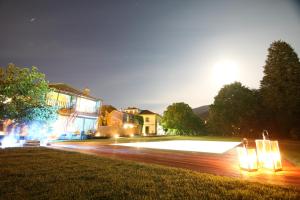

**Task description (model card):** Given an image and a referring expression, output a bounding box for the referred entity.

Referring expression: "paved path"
[50,141,300,187]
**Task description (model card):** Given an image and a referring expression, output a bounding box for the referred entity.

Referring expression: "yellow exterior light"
[236,147,258,171]
[94,132,101,137]
[113,134,119,139]
[123,123,134,129]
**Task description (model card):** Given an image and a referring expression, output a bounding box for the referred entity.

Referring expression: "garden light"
[237,131,282,172]
[236,147,258,171]
[255,139,282,171]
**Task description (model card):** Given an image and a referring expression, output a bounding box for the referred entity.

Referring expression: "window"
[46,92,71,108]
[76,97,97,113]
[83,118,96,132]
[145,117,150,122]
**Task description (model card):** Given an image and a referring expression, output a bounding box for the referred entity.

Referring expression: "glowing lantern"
[256,139,272,169]
[236,147,258,171]
[255,139,282,171]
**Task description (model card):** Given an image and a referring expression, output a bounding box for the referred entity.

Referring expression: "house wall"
[140,114,157,135]
[101,110,141,137]
[97,125,139,137]
[0,119,13,135]
[52,115,97,134]
[46,90,101,139]
[106,110,124,127]
[47,91,100,113]
[76,97,98,113]
[123,108,140,115]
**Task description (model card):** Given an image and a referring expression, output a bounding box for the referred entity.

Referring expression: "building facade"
[97,110,140,137]
[123,108,165,136]
[106,110,136,128]
[123,107,140,115]
[47,83,102,139]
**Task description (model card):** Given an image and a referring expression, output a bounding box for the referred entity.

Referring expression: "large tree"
[260,41,300,137]
[0,63,56,124]
[98,105,117,126]
[208,82,261,137]
[162,102,205,135]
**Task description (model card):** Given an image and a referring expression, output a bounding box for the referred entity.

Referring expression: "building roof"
[49,83,102,101]
[125,107,139,110]
[139,110,156,115]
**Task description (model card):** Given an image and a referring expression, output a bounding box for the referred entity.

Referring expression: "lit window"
[46,92,71,108]
[76,97,96,113]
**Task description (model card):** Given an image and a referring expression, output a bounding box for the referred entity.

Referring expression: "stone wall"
[97,125,140,137]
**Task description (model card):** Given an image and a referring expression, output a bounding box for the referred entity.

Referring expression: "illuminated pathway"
[50,141,300,187]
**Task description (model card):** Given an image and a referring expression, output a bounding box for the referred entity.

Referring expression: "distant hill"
[193,105,210,120]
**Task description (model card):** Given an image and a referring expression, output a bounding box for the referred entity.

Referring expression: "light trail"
[112,140,241,154]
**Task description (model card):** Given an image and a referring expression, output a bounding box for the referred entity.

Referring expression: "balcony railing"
[46,99,74,109]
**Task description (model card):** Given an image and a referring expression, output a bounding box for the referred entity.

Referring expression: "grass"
[280,140,300,167]
[0,148,299,200]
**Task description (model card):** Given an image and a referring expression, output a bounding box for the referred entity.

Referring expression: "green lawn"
[0,148,299,200]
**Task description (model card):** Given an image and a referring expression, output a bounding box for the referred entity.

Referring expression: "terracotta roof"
[139,110,156,115]
[49,83,102,101]
[125,107,139,110]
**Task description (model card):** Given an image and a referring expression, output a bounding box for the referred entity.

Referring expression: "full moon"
[212,60,239,87]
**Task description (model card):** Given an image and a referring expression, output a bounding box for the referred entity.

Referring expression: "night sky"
[1,0,300,113]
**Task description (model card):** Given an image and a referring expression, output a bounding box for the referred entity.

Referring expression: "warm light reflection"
[113,140,241,154]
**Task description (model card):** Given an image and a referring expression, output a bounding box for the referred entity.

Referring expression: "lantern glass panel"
[237,147,258,171]
[270,141,282,170]
[255,139,282,171]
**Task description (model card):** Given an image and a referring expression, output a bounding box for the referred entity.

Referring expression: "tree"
[133,115,144,133]
[260,41,300,137]
[208,82,261,137]
[162,102,205,135]
[98,105,117,126]
[0,63,56,124]
[100,105,117,116]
